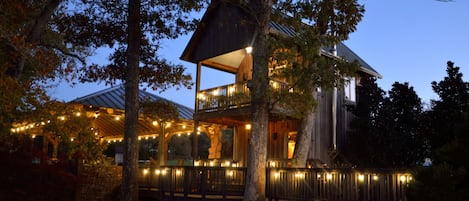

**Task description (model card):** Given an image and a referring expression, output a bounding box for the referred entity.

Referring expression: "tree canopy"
[346,78,427,168]
[408,61,469,201]
[428,61,469,155]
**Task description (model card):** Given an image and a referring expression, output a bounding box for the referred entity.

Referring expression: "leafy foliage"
[0,135,76,201]
[381,82,426,167]
[346,78,426,168]
[140,98,180,122]
[427,61,469,155]
[38,101,107,163]
[408,62,469,201]
[408,112,469,201]
[0,0,83,134]
[267,0,363,117]
[54,0,207,91]
[345,76,386,167]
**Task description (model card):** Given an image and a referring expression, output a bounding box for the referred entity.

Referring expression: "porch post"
[158,122,166,166]
[192,62,202,159]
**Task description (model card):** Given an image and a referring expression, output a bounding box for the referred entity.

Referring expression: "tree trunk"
[121,0,141,200]
[291,90,317,168]
[244,1,271,201]
[13,0,62,79]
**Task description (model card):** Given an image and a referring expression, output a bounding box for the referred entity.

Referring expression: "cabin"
[180,1,381,167]
[10,2,380,170]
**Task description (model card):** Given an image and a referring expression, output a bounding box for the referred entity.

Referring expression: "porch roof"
[70,85,194,120]
[67,85,196,139]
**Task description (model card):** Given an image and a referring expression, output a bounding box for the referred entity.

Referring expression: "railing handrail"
[196,79,292,112]
[139,166,412,201]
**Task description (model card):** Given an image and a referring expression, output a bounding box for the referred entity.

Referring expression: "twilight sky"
[48,0,469,109]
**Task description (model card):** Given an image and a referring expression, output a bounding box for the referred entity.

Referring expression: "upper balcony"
[195,80,294,123]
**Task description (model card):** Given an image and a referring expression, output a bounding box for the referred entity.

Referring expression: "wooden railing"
[139,167,246,200]
[197,80,291,112]
[138,166,412,201]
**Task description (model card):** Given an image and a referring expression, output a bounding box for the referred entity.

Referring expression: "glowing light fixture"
[326,173,333,180]
[274,172,280,179]
[245,124,251,130]
[358,174,365,182]
[245,46,253,54]
[400,175,406,182]
[295,172,305,179]
[227,170,234,177]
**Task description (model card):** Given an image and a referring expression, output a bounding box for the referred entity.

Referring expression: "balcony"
[196,80,292,114]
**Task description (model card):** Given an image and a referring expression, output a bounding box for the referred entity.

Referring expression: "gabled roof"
[269,21,382,78]
[181,1,381,78]
[70,85,194,120]
[336,43,381,78]
[180,1,255,69]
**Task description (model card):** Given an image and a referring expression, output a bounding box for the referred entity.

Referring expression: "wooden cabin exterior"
[181,2,381,167]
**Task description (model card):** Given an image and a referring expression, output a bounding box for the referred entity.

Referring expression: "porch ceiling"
[202,49,247,73]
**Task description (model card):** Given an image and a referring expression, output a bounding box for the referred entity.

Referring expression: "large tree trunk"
[121,0,141,200]
[291,90,318,168]
[243,1,271,201]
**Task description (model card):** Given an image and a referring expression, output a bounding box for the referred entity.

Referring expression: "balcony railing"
[197,80,291,112]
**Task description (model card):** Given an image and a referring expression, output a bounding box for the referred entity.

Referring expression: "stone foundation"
[76,165,122,201]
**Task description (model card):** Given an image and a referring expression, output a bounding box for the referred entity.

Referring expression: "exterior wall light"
[245,46,253,54]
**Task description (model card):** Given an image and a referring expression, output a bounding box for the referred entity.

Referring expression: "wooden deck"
[138,166,412,201]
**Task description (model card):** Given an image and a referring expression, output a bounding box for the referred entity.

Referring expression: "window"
[344,77,356,102]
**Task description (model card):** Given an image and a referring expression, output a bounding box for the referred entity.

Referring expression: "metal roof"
[269,21,381,78]
[70,85,194,120]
